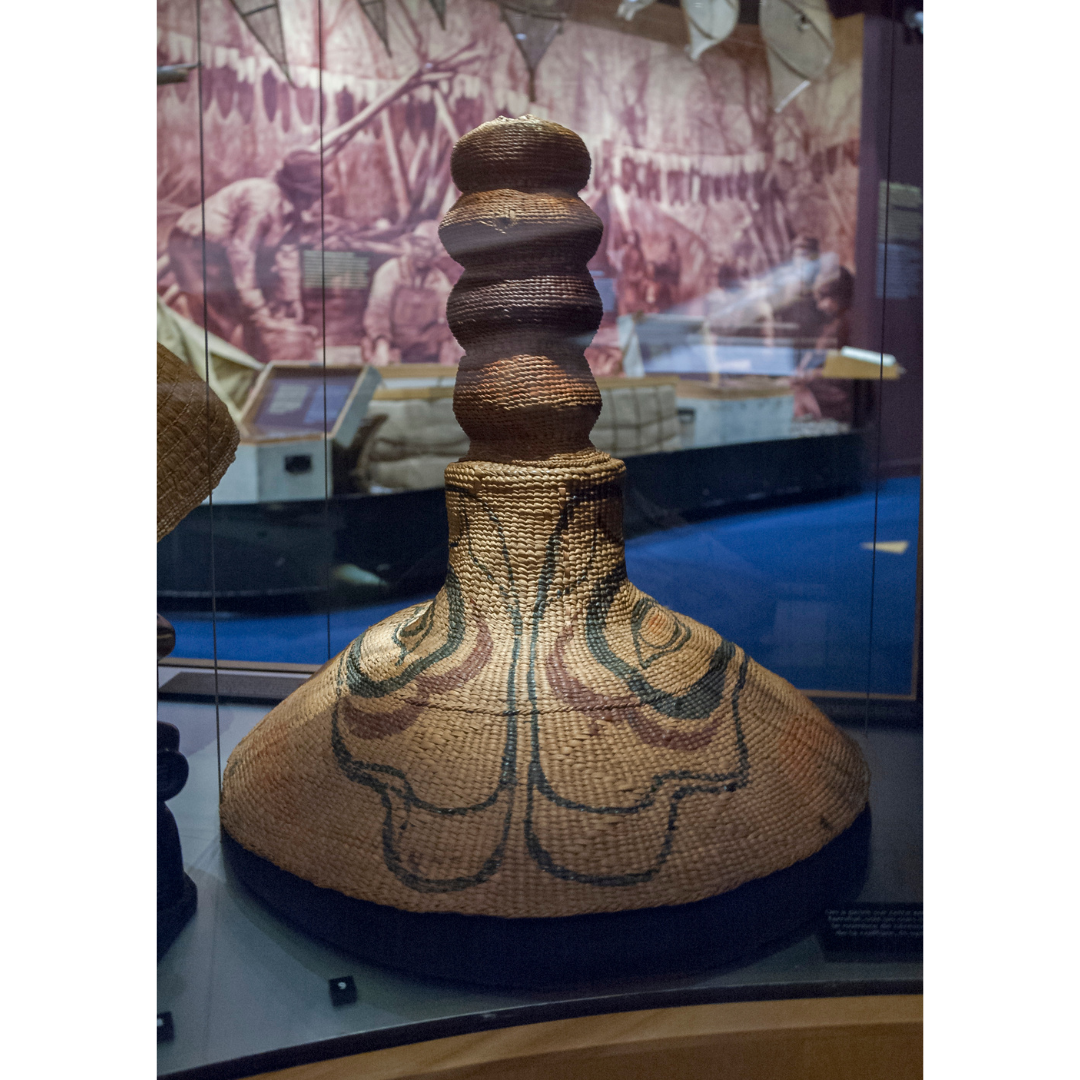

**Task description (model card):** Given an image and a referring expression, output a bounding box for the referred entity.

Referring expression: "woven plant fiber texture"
[157,342,239,541]
[220,117,870,920]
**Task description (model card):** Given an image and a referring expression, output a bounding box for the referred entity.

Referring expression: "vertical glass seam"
[319,0,332,663]
[864,2,902,736]
[194,0,224,792]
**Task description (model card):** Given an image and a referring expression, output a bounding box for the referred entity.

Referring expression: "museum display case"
[156,2,921,1076]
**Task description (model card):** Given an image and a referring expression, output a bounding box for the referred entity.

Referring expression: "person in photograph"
[697,262,775,344]
[772,235,826,346]
[811,264,855,350]
[167,149,324,359]
[790,265,855,420]
[616,229,651,316]
[363,220,459,366]
[651,235,682,311]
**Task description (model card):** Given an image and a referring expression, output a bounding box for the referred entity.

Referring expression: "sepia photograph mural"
[157,0,863,398]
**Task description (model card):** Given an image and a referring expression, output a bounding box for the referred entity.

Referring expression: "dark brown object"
[441,118,602,460]
[158,720,197,958]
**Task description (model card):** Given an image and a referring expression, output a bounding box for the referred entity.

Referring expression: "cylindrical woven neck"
[443,454,627,636]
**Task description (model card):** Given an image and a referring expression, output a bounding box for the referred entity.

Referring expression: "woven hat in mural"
[219,117,869,920]
[157,342,239,542]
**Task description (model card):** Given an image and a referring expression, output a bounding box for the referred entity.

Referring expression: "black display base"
[158,874,198,961]
[222,807,871,990]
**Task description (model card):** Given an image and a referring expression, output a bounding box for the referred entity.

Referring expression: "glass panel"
[158,1,921,1071]
[157,1,921,698]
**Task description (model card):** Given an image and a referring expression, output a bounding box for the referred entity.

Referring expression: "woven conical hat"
[157,342,239,541]
[219,119,869,975]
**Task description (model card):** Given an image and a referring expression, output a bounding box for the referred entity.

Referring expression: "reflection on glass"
[156,2,916,701]
[157,7,922,1066]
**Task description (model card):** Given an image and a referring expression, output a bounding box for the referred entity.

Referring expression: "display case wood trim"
[242,995,922,1080]
[159,988,922,1080]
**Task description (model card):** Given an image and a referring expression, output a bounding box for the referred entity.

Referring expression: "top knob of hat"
[450,116,592,195]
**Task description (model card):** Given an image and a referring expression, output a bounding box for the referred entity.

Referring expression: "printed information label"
[819,902,923,958]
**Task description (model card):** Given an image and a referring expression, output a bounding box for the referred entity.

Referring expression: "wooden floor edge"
[250,994,923,1080]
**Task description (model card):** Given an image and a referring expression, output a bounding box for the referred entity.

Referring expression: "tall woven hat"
[157,342,239,541]
[220,118,871,987]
